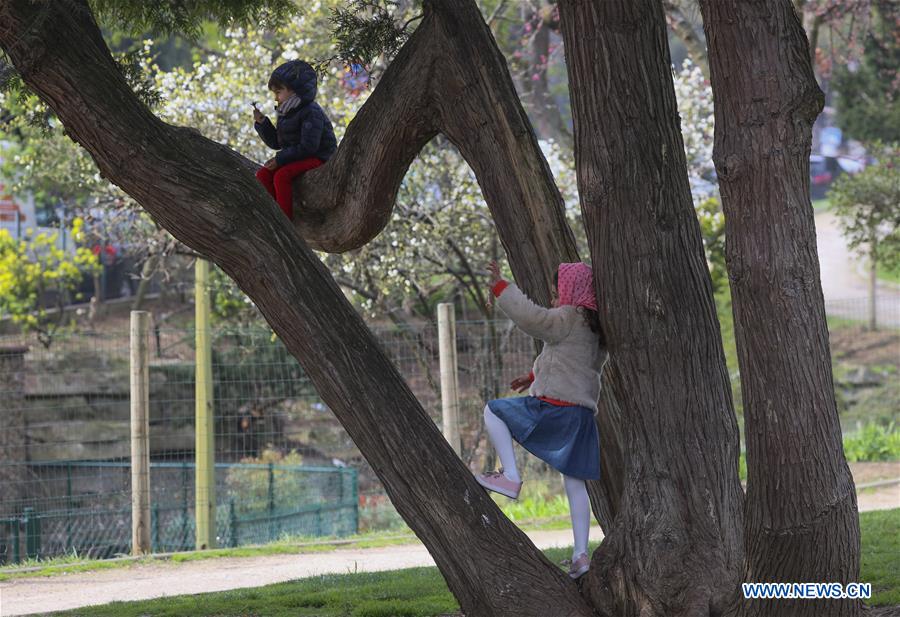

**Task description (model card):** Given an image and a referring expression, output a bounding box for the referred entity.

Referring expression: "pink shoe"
[476,469,522,499]
[568,552,590,579]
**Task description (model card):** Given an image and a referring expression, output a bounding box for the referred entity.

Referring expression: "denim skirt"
[486,395,600,480]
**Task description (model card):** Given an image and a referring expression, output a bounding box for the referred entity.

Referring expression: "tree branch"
[0,0,592,614]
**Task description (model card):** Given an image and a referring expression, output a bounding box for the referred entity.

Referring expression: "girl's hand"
[264,158,278,170]
[510,374,532,393]
[487,260,502,285]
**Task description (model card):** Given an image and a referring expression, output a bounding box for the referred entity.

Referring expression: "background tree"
[831,1,900,143]
[830,144,900,330]
[0,219,99,347]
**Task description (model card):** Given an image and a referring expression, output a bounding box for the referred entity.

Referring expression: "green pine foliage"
[833,27,900,143]
[90,0,298,39]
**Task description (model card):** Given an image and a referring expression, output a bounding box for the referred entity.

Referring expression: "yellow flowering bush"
[0,218,99,346]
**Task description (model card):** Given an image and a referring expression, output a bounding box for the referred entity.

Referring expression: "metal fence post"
[229,498,238,548]
[267,462,275,541]
[437,303,461,455]
[23,507,39,560]
[12,517,20,563]
[151,504,159,552]
[351,468,359,535]
[66,462,73,551]
[130,310,152,556]
[181,462,189,550]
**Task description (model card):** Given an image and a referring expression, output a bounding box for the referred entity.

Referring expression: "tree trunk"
[586,382,625,534]
[0,0,601,614]
[557,1,745,615]
[293,0,577,301]
[869,226,877,331]
[696,2,861,616]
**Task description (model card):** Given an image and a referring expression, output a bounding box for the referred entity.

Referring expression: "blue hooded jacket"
[254,60,338,166]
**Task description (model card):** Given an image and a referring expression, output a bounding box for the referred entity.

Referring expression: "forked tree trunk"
[0,0,598,614]
[557,1,745,615]
[697,2,861,616]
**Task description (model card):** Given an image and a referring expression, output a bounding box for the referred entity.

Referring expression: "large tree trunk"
[0,0,601,614]
[697,2,862,616]
[557,1,745,615]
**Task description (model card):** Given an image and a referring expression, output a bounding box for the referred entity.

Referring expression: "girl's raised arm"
[494,283,572,344]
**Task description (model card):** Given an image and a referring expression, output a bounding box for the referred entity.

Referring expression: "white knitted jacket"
[496,282,608,412]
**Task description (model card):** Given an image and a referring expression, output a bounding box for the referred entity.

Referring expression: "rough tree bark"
[293,0,576,298]
[697,2,862,616]
[557,1,745,615]
[0,1,601,615]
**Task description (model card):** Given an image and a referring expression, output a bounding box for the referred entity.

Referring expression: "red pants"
[255,158,324,220]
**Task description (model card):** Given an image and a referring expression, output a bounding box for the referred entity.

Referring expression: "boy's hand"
[253,107,265,123]
[510,374,532,393]
[264,158,278,170]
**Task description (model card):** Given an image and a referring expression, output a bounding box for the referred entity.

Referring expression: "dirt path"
[0,526,598,616]
[3,485,898,617]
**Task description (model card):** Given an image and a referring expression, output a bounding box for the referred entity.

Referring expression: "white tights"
[483,404,591,559]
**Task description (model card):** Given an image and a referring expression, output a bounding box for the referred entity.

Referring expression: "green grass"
[498,475,571,524]
[41,510,898,615]
[48,567,463,617]
[861,509,900,606]
[43,543,595,617]
[812,198,831,212]
[876,261,900,285]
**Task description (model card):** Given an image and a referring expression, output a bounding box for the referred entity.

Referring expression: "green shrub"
[498,475,569,523]
[844,422,900,462]
[223,448,306,515]
[358,495,408,533]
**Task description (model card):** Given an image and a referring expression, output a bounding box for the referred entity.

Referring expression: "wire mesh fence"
[825,296,900,329]
[0,316,537,565]
[0,295,896,565]
[0,461,356,563]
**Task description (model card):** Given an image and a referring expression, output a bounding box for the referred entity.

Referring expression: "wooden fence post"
[194,259,216,549]
[437,303,461,455]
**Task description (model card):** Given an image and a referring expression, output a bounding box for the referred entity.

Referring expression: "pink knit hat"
[557,263,597,311]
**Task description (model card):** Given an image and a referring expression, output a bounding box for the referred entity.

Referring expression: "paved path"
[3,485,898,617]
